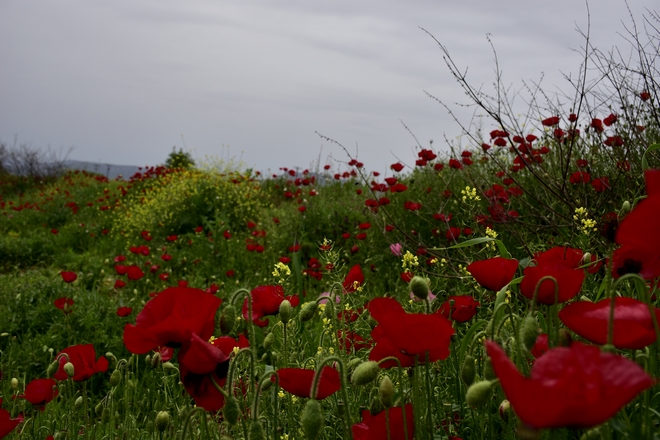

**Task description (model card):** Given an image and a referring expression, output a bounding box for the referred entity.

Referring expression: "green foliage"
[164,147,195,170]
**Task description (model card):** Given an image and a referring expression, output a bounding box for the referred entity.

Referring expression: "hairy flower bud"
[499,399,510,422]
[109,369,122,386]
[220,305,237,335]
[63,362,75,378]
[299,302,318,322]
[95,402,104,416]
[101,407,111,424]
[10,378,18,389]
[409,276,430,300]
[466,380,495,408]
[378,375,394,408]
[223,396,240,426]
[279,299,292,324]
[263,332,275,350]
[520,314,541,351]
[249,420,266,440]
[150,352,162,369]
[483,357,496,381]
[155,411,170,432]
[621,200,631,214]
[461,355,476,386]
[75,396,84,408]
[558,328,573,347]
[301,399,324,440]
[47,360,60,377]
[351,361,380,386]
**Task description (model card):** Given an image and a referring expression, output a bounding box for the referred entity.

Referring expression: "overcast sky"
[1,1,656,175]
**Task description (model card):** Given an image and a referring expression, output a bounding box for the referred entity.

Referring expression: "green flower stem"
[180,407,209,440]
[230,287,256,349]
[529,275,559,348]
[310,356,353,440]
[226,347,256,400]
[375,356,408,440]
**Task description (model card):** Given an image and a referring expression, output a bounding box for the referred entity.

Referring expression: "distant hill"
[61,160,143,180]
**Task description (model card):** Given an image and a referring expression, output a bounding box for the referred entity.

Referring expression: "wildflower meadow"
[1,13,660,440]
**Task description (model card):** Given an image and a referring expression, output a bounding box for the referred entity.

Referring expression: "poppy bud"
[162,362,177,371]
[220,305,237,335]
[299,302,318,322]
[483,357,496,381]
[155,411,170,432]
[520,314,541,351]
[64,362,75,378]
[558,328,573,347]
[102,407,111,424]
[351,361,380,386]
[223,396,240,426]
[260,376,273,392]
[409,276,430,300]
[75,396,84,408]
[466,380,495,408]
[499,399,510,422]
[301,399,324,440]
[346,357,363,372]
[263,332,275,350]
[279,299,292,324]
[95,402,104,416]
[47,360,60,377]
[145,355,151,364]
[369,395,384,415]
[110,369,122,386]
[378,375,394,408]
[249,420,266,440]
[621,200,631,214]
[151,352,162,368]
[10,378,18,389]
[461,355,476,386]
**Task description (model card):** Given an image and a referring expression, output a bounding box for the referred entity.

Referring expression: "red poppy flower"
[0,409,20,438]
[352,404,414,440]
[116,306,133,317]
[60,271,77,283]
[390,163,404,172]
[530,334,549,358]
[446,227,461,241]
[242,285,299,327]
[343,264,364,293]
[54,297,74,314]
[569,171,591,184]
[438,296,480,323]
[591,177,610,193]
[275,366,340,400]
[612,173,660,279]
[541,116,560,126]
[115,265,128,275]
[603,113,618,126]
[123,287,222,354]
[558,297,660,349]
[126,265,144,281]
[114,280,127,289]
[54,344,108,382]
[448,159,463,170]
[520,247,585,305]
[485,340,654,429]
[368,297,454,367]
[467,257,519,291]
[20,378,58,407]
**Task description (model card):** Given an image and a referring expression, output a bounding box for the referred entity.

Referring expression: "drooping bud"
[63,362,75,378]
[162,362,177,371]
[249,420,266,440]
[466,380,495,408]
[351,361,380,386]
[75,396,84,408]
[260,376,273,392]
[95,402,104,416]
[301,399,324,440]
[263,332,275,350]
[520,314,541,351]
[483,357,496,381]
[461,355,476,386]
[109,369,122,386]
[220,305,237,335]
[223,396,240,426]
[47,360,60,377]
[378,375,394,408]
[409,276,430,300]
[299,302,318,322]
[601,344,616,354]
[151,352,162,369]
[279,299,292,324]
[101,407,111,424]
[346,357,363,372]
[499,399,510,422]
[155,411,171,432]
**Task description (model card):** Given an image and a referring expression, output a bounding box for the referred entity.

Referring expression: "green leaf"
[641,143,660,171]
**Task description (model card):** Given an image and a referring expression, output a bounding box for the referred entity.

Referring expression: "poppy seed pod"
[63,362,75,378]
[223,396,240,426]
[351,361,380,386]
[219,305,237,335]
[155,411,170,432]
[409,276,430,300]
[299,301,318,322]
[378,375,394,408]
[301,399,324,439]
[461,355,476,386]
[466,380,495,408]
[520,314,541,351]
[279,299,292,324]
